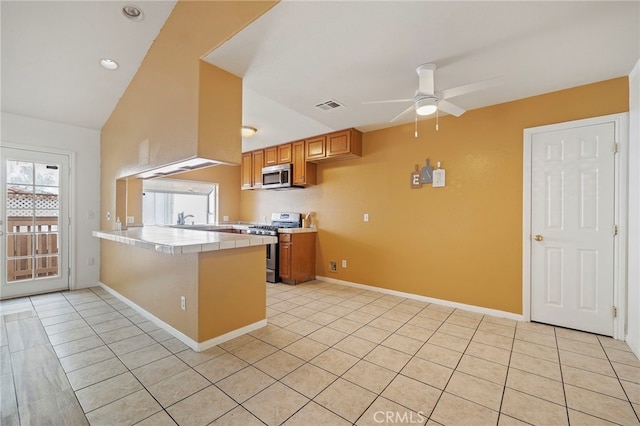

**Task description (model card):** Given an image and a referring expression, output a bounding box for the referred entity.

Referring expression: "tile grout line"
[5,283,639,425]
[597,331,640,424]
[553,326,571,426]
[40,289,172,424]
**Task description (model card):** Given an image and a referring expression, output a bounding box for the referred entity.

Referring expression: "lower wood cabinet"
[279,232,316,285]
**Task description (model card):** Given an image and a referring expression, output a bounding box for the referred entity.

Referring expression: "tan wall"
[101,240,200,339]
[99,1,277,339]
[170,165,242,223]
[197,62,242,164]
[240,77,630,314]
[101,240,265,343]
[100,0,277,231]
[198,246,265,341]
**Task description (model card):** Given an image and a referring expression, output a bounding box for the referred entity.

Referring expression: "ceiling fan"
[364,63,501,122]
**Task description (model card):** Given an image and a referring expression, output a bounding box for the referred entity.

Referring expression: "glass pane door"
[1,147,69,298]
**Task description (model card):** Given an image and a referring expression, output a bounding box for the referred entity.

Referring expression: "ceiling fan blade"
[390,104,415,122]
[437,77,502,100]
[362,98,413,105]
[417,63,436,95]
[437,100,466,117]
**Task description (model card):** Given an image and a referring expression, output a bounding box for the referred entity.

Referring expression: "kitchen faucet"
[177,212,194,225]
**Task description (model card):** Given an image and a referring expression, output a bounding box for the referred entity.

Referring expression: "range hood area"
[142,177,215,195]
[134,157,227,179]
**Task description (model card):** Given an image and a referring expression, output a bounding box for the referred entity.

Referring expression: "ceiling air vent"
[315,99,345,112]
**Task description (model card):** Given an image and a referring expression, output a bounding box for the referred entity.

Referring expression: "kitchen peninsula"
[94,227,276,351]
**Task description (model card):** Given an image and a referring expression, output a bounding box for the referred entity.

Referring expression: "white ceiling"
[1,1,176,130]
[2,1,639,153]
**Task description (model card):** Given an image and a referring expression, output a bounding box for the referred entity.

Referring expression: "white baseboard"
[626,334,640,360]
[98,283,267,352]
[315,276,524,322]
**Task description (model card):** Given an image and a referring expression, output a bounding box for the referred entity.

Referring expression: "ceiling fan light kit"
[415,97,438,116]
[364,63,501,127]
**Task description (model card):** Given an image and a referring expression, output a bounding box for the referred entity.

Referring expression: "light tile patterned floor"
[1,281,639,425]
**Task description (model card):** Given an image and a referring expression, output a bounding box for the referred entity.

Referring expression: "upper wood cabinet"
[305,135,327,161]
[241,150,264,190]
[240,128,361,189]
[306,129,362,163]
[277,143,292,164]
[264,147,277,166]
[241,152,253,190]
[292,141,316,186]
[327,129,362,158]
[251,150,264,189]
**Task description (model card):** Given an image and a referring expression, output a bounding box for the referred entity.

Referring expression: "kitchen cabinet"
[252,150,264,189]
[306,129,362,162]
[277,143,292,164]
[279,232,316,284]
[241,152,253,189]
[264,147,277,166]
[242,150,264,189]
[327,129,362,158]
[305,135,327,161]
[292,140,316,186]
[241,128,362,189]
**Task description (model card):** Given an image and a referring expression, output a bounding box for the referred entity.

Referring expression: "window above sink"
[142,178,218,226]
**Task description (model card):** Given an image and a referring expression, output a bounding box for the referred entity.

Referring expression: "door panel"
[530,122,615,336]
[1,147,69,299]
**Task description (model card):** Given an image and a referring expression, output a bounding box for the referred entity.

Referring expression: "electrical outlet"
[364,213,369,222]
[341,260,347,268]
[223,215,229,222]
[126,216,134,224]
[180,296,186,310]
[329,261,337,272]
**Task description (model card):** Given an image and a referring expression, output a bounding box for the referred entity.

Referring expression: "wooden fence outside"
[6,189,59,282]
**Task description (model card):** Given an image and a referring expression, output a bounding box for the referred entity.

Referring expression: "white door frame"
[523,113,628,340]
[0,142,77,292]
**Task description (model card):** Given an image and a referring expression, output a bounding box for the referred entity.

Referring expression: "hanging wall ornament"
[420,159,434,184]
[410,165,422,189]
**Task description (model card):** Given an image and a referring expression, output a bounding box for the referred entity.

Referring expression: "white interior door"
[1,147,70,299]
[530,122,616,336]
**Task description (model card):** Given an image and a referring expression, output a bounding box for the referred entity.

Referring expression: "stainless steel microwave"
[262,163,298,189]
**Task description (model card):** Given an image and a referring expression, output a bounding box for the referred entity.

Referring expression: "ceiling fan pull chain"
[436,108,439,131]
[415,112,418,138]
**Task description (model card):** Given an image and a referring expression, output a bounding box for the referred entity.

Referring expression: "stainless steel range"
[247,213,302,282]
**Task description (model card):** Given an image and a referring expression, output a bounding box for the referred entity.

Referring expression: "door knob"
[534,234,543,241]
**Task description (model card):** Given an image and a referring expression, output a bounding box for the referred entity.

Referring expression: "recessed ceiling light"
[122,5,144,21]
[241,126,258,138]
[99,58,119,70]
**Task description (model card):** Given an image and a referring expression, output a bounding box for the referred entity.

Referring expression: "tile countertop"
[93,226,277,255]
[278,227,318,234]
